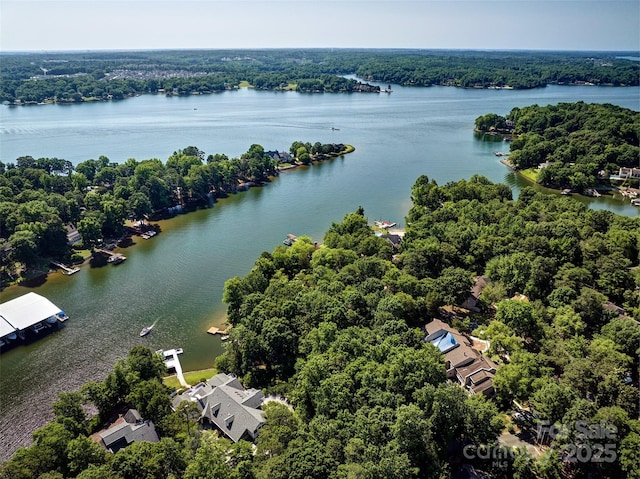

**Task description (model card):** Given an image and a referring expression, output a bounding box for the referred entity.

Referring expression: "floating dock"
[157,348,188,387]
[50,261,80,275]
[207,326,231,336]
[98,249,127,264]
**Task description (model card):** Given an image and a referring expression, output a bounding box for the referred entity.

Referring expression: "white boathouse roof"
[0,316,17,338]
[0,292,62,332]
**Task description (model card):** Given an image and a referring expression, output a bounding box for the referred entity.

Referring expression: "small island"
[0,142,354,287]
[475,102,640,203]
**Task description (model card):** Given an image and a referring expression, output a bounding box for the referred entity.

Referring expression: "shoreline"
[277,144,356,172]
[1,145,355,291]
[6,81,636,108]
[499,158,640,205]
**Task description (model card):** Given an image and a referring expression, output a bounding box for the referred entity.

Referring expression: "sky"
[1,0,639,52]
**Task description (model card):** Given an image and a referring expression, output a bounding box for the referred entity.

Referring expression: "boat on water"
[140,325,153,337]
[32,322,47,333]
[283,233,298,246]
[374,220,397,229]
[56,311,69,322]
[220,335,229,341]
[107,253,126,264]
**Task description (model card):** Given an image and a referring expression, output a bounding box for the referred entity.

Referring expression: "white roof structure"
[0,292,62,332]
[0,317,17,338]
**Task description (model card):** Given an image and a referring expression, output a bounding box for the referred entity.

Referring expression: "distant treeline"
[1,49,638,104]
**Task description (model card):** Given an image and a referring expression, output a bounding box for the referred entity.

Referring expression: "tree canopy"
[476,102,640,191]
[1,50,637,104]
[2,174,639,478]
[0,142,349,286]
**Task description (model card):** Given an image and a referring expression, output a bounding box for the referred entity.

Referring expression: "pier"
[207,326,231,336]
[97,249,127,264]
[157,348,188,388]
[50,261,80,275]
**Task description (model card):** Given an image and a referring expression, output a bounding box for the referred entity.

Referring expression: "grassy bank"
[163,367,217,390]
[518,168,539,183]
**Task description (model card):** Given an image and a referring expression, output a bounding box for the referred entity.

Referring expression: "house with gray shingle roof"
[95,409,159,453]
[461,276,488,312]
[425,319,497,397]
[173,373,265,442]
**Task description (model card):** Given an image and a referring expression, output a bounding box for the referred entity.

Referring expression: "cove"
[0,82,638,459]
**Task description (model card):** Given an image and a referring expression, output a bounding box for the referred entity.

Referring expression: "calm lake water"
[0,83,639,459]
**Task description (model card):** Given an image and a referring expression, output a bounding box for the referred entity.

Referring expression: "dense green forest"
[214,176,640,478]
[2,176,639,479]
[1,49,638,104]
[475,102,640,190]
[0,142,350,286]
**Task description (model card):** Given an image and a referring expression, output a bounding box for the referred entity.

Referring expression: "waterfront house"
[95,409,159,453]
[266,150,293,163]
[424,319,496,396]
[172,373,265,442]
[66,224,82,245]
[618,167,640,179]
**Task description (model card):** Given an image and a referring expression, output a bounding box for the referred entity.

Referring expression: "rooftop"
[0,317,16,338]
[0,292,63,332]
[94,409,159,453]
[429,331,459,353]
[175,373,265,443]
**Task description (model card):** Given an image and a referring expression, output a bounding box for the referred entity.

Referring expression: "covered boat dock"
[0,292,67,346]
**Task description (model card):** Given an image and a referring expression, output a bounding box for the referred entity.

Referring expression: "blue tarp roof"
[430,331,458,353]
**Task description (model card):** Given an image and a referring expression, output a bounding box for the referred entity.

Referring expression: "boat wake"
[140,319,160,337]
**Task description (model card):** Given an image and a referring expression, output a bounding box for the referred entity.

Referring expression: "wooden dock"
[207,326,231,336]
[98,249,127,264]
[50,261,80,275]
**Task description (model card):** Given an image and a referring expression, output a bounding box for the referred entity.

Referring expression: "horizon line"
[1,47,639,55]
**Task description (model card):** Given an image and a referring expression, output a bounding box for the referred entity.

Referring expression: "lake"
[0,82,638,459]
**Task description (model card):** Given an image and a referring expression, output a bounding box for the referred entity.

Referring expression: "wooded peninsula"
[475,102,640,193]
[1,49,638,105]
[0,142,352,287]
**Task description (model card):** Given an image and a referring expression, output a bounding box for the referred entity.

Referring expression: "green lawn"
[238,81,252,88]
[518,168,539,183]
[163,367,217,391]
